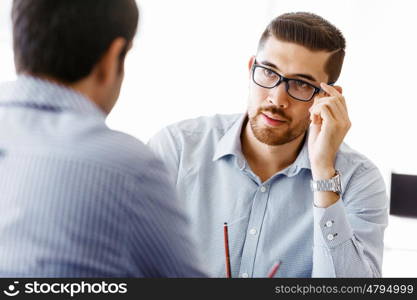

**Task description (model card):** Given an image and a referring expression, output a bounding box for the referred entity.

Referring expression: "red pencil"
[223,222,232,278]
[267,261,281,278]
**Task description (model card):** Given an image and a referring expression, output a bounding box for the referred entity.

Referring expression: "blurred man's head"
[247,12,345,146]
[12,0,139,114]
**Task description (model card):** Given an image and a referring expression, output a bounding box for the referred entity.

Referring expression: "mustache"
[257,105,291,122]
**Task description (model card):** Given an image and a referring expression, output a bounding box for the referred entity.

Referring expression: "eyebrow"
[259,60,319,83]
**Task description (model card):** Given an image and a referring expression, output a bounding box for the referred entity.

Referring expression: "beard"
[248,105,310,146]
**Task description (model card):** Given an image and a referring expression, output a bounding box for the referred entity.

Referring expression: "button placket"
[239,183,270,277]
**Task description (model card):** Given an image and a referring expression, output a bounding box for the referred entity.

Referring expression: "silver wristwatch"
[310,170,342,195]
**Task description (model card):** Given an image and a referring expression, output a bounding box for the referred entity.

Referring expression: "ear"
[95,37,127,85]
[248,56,255,78]
[333,85,343,94]
[248,55,256,70]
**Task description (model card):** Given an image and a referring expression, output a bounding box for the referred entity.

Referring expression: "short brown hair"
[258,12,346,83]
[12,0,139,83]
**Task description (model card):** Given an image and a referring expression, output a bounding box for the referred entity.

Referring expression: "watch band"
[310,170,342,195]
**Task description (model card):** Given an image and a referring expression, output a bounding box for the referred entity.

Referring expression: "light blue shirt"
[148,113,388,277]
[0,75,204,277]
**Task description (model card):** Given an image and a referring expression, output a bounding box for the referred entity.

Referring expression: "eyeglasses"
[252,60,327,102]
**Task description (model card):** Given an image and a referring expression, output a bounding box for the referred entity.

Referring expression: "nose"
[267,81,289,108]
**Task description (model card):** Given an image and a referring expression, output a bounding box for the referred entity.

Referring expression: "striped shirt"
[149,113,389,277]
[0,75,204,277]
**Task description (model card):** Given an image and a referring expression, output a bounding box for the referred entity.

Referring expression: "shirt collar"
[212,113,247,162]
[0,75,106,119]
[212,113,311,176]
[286,132,311,176]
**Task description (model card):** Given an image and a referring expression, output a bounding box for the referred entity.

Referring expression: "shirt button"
[325,221,333,228]
[327,234,335,241]
[260,186,267,193]
[249,228,257,235]
[241,273,249,278]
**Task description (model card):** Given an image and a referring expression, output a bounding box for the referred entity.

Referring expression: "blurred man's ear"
[95,37,127,85]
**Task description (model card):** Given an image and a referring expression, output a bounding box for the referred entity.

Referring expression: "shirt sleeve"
[312,165,388,277]
[147,127,181,187]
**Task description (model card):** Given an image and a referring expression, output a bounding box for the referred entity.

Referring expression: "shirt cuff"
[313,198,354,248]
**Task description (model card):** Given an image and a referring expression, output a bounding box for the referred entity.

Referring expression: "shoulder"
[170,113,241,133]
[151,113,242,153]
[62,119,161,178]
[158,113,242,140]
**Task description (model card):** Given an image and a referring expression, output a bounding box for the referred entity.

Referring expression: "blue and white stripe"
[0,75,204,277]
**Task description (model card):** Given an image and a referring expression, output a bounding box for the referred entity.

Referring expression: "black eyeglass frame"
[251,60,334,102]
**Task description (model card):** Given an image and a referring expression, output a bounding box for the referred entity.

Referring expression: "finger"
[316,104,336,127]
[310,99,320,124]
[321,83,349,112]
[311,100,351,131]
[314,97,347,121]
[331,90,347,111]
[310,102,336,122]
[320,82,342,97]
[315,95,348,118]
[310,112,321,125]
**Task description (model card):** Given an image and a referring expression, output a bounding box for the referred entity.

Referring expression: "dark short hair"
[258,12,346,83]
[12,0,139,83]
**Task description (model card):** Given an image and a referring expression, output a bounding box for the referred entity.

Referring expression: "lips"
[262,113,287,122]
[261,113,287,127]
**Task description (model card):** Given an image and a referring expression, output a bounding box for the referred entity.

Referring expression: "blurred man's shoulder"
[69,122,158,178]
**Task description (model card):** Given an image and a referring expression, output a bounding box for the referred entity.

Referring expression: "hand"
[308,83,351,180]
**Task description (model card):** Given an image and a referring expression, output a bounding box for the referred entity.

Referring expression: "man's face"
[247,37,331,146]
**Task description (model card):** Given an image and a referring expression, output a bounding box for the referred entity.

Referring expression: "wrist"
[311,166,336,180]
[313,192,340,208]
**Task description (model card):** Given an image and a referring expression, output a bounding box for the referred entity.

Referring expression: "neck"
[29,73,109,115]
[241,118,306,182]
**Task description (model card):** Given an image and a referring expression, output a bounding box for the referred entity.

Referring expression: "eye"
[294,80,309,88]
[262,68,277,78]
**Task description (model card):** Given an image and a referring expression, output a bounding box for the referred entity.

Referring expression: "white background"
[1,0,417,277]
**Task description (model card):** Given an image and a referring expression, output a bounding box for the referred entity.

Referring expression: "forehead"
[257,37,331,83]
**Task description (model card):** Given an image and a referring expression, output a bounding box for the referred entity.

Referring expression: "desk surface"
[383,215,417,277]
